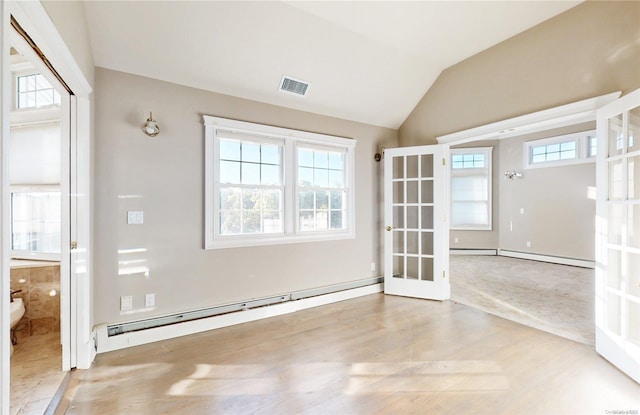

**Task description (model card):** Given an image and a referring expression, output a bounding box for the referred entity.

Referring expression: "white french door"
[384,145,450,300]
[595,88,640,383]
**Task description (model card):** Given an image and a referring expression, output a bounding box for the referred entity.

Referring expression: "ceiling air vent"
[279,76,309,97]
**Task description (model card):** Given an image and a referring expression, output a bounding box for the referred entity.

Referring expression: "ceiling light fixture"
[143,112,160,137]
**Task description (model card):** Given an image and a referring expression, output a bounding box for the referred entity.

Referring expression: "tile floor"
[10,332,66,415]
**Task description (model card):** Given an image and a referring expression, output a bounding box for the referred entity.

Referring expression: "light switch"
[120,295,133,311]
[127,211,144,224]
[145,293,155,307]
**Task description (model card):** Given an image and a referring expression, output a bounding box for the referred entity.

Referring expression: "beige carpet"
[450,255,594,346]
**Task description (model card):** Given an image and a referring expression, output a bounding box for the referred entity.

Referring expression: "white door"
[595,88,640,384]
[384,145,450,300]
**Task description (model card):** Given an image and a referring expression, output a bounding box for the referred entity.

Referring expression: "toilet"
[9,297,25,357]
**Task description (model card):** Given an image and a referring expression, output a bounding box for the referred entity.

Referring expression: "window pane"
[299,210,314,231]
[451,202,489,226]
[219,160,240,184]
[242,211,261,234]
[263,211,282,233]
[450,148,491,229]
[263,190,281,211]
[328,152,343,169]
[220,211,240,235]
[35,74,51,89]
[299,167,313,186]
[242,142,260,163]
[242,188,260,210]
[316,191,329,209]
[331,211,344,229]
[299,190,314,209]
[219,188,240,209]
[451,176,488,201]
[261,164,280,185]
[298,148,313,167]
[11,191,61,253]
[313,169,329,187]
[220,139,241,161]
[261,144,280,165]
[314,151,328,168]
[241,163,260,185]
[330,191,343,209]
[315,210,329,229]
[329,170,343,188]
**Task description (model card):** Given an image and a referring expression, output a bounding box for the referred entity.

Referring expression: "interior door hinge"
[442,158,446,166]
[443,270,446,279]
[70,241,78,250]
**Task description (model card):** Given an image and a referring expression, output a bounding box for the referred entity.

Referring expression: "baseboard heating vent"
[106,277,383,338]
[107,294,290,337]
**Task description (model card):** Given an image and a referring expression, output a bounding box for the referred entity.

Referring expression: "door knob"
[386,226,392,232]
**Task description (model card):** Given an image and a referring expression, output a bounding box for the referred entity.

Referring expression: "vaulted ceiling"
[83,1,581,129]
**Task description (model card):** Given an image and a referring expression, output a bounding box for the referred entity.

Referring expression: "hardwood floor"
[66,294,639,414]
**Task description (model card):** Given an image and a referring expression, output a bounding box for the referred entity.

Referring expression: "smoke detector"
[279,76,309,97]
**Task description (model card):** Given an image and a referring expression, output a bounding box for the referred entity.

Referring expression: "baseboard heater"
[97,277,382,353]
[450,248,594,269]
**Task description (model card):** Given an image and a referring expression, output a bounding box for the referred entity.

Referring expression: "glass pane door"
[596,88,640,383]
[384,145,449,300]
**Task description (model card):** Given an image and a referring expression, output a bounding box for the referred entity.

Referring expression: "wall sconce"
[504,170,523,180]
[374,147,385,162]
[142,112,160,137]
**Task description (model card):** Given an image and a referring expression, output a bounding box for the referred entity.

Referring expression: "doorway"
[7,33,70,414]
[447,125,598,345]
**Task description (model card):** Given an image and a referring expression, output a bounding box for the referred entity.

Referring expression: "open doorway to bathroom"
[8,38,68,414]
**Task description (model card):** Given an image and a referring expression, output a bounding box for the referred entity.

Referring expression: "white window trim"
[450,147,492,231]
[204,115,356,249]
[524,130,596,169]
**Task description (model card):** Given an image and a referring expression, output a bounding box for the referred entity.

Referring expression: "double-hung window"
[204,116,355,249]
[217,131,284,236]
[297,145,347,232]
[450,147,492,230]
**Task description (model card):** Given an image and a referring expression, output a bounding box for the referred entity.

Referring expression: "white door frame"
[1,2,93,414]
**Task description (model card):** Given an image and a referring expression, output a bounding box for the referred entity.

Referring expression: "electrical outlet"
[526,241,531,248]
[520,208,525,214]
[454,237,459,244]
[120,295,133,311]
[371,262,376,272]
[145,293,155,307]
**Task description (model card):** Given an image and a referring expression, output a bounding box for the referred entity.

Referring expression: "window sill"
[205,230,355,250]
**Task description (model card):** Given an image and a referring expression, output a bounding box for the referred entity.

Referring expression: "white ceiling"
[83,1,581,129]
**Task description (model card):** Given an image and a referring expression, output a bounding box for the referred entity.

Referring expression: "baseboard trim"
[95,282,383,353]
[450,249,498,256]
[498,250,594,268]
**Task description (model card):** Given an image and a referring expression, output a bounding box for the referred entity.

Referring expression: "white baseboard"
[498,250,594,268]
[95,283,382,354]
[450,249,498,256]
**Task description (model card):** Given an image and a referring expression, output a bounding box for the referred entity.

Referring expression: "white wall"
[93,68,396,325]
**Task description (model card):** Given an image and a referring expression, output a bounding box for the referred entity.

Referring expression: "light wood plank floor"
[66,294,639,414]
